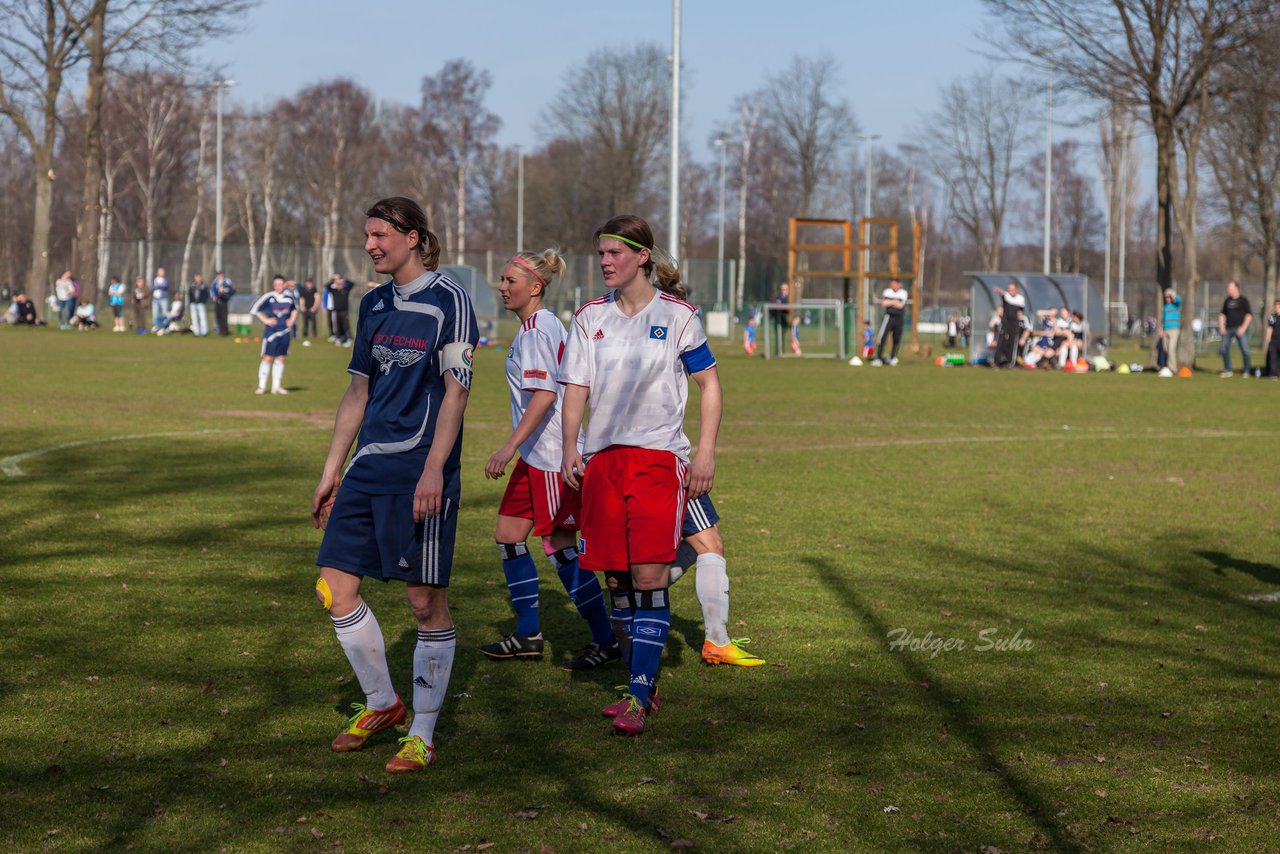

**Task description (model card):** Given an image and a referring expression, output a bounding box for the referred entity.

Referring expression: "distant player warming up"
[480,248,619,670]
[311,197,478,773]
[252,275,297,394]
[560,214,722,736]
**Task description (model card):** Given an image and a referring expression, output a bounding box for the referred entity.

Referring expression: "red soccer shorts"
[497,458,582,537]
[577,446,686,572]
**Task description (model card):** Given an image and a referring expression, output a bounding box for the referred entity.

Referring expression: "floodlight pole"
[214,79,236,274]
[515,145,524,252]
[858,133,879,321]
[715,138,726,309]
[668,0,681,260]
[1043,50,1053,275]
[1103,172,1112,343]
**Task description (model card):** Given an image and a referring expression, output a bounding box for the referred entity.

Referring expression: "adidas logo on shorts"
[398,557,409,568]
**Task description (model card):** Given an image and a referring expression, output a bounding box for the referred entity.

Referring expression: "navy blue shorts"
[681,493,720,538]
[316,486,457,586]
[262,327,291,358]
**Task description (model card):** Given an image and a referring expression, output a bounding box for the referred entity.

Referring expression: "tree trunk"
[75,3,108,300]
[1152,110,1175,290]
[180,112,210,288]
[455,162,467,264]
[28,142,55,309]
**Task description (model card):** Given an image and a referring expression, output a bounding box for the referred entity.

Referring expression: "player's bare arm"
[687,365,721,500]
[312,374,369,528]
[486,389,556,480]
[560,383,588,489]
[416,373,469,522]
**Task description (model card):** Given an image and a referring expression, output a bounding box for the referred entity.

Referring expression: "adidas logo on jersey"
[372,299,385,312]
[593,329,605,340]
[398,557,409,568]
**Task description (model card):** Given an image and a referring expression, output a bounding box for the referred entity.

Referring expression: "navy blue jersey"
[343,271,479,496]
[250,291,297,329]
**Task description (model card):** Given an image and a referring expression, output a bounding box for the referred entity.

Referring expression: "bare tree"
[1205,33,1280,311]
[280,80,376,277]
[0,0,94,305]
[760,55,858,216]
[919,69,1033,271]
[115,69,196,278]
[62,0,255,295]
[1028,140,1102,272]
[178,96,211,288]
[420,59,500,265]
[715,94,765,310]
[982,0,1273,323]
[545,44,670,232]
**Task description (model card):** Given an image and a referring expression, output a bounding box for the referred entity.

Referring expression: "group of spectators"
[2,268,358,344]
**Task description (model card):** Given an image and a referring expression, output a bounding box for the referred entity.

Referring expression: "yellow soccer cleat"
[701,638,765,667]
[385,735,436,773]
[330,697,406,752]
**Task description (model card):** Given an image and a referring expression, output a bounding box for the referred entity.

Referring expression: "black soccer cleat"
[479,632,544,660]
[560,641,622,671]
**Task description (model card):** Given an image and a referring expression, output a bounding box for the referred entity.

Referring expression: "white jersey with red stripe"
[505,308,583,472]
[560,287,716,463]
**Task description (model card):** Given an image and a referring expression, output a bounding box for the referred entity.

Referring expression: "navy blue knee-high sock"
[499,542,540,636]
[628,589,671,707]
[550,546,614,647]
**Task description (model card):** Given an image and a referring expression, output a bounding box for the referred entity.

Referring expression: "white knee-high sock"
[694,553,731,646]
[409,627,456,745]
[257,361,270,390]
[331,601,396,709]
[271,360,284,390]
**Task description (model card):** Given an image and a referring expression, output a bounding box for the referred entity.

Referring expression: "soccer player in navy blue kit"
[311,197,479,773]
[251,275,297,394]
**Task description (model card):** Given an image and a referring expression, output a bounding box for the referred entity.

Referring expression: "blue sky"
[201,0,1007,160]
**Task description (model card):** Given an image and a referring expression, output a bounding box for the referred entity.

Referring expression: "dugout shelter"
[967,273,1104,359]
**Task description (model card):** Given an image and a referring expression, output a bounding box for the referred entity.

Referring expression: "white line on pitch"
[1,427,305,477]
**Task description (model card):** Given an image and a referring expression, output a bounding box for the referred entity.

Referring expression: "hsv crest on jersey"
[649,325,668,340]
[373,344,426,374]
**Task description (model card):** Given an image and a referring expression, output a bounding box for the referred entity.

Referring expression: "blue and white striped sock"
[498,542,540,636]
[629,592,671,707]
[550,547,614,647]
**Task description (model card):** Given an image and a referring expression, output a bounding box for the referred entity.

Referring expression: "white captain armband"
[439,341,475,389]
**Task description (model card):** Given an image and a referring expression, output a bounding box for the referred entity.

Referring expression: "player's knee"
[407,589,447,626]
[315,577,334,610]
[607,573,632,611]
[628,588,670,610]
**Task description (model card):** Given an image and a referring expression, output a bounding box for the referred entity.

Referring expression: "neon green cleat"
[330,697,406,752]
[385,735,435,773]
[702,638,765,667]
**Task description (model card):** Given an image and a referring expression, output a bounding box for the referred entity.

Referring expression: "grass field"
[2,325,1278,853]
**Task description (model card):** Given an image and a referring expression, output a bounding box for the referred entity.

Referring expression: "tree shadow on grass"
[807,554,1084,854]
[1194,550,1280,587]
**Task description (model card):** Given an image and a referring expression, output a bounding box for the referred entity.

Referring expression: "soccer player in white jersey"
[480,248,619,670]
[560,214,722,736]
[251,275,297,394]
[311,197,478,773]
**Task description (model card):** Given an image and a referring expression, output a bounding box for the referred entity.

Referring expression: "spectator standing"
[107,276,127,331]
[1161,288,1182,373]
[871,278,908,366]
[132,276,149,331]
[150,267,170,327]
[299,276,318,338]
[1218,280,1252,377]
[993,282,1026,368]
[327,273,352,346]
[769,282,792,356]
[211,270,236,336]
[188,274,211,336]
[54,271,77,329]
[1264,299,1280,379]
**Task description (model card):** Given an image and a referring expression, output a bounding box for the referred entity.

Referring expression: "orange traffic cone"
[1178,366,1193,378]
